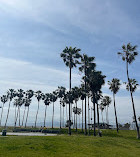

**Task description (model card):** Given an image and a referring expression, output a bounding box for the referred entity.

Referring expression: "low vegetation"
[0,130,140,157]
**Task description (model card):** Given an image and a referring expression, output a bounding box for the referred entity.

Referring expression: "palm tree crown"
[60,47,81,68]
[118,43,138,64]
[108,78,121,94]
[125,79,139,93]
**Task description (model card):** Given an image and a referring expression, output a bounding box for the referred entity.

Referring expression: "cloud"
[0,56,81,94]
[0,0,139,37]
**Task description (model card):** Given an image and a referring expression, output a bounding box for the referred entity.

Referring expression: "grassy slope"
[0,130,140,157]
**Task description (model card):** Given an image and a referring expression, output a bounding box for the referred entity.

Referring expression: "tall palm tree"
[56,86,66,129]
[5,89,16,127]
[34,90,43,128]
[60,46,81,135]
[118,43,139,139]
[50,91,57,128]
[0,95,8,126]
[86,68,105,136]
[108,78,121,133]
[25,90,34,128]
[79,54,96,135]
[42,93,50,127]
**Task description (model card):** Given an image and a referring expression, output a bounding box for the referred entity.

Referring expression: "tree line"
[0,43,140,139]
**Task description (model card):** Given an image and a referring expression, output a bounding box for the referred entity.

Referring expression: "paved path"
[1,132,57,136]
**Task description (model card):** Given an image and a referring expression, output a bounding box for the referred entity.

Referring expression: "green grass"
[0,130,140,157]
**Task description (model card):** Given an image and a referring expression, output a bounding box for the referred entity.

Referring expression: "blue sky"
[0,0,140,126]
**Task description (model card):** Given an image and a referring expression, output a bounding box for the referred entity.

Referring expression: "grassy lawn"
[0,130,140,157]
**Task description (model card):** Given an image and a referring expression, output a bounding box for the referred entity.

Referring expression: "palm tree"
[60,46,81,135]
[108,78,121,133]
[94,92,103,136]
[5,89,16,127]
[118,43,139,139]
[100,96,112,128]
[34,90,43,128]
[50,91,57,128]
[25,90,34,128]
[79,85,85,132]
[99,105,104,124]
[0,95,8,126]
[79,54,96,135]
[72,87,80,132]
[64,90,74,129]
[56,86,66,129]
[86,68,105,136]
[16,89,25,126]
[22,97,31,128]
[77,108,82,129]
[13,98,19,127]
[14,98,24,127]
[42,93,50,127]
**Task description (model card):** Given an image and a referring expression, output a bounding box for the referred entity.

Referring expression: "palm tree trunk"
[107,106,109,125]
[113,93,119,133]
[101,111,104,124]
[82,100,83,132]
[60,102,61,129]
[105,107,108,125]
[126,61,140,139]
[44,105,47,127]
[5,101,11,127]
[73,108,75,129]
[22,106,26,126]
[84,64,87,135]
[79,114,80,129]
[0,103,5,126]
[35,101,39,128]
[66,103,68,121]
[97,103,101,136]
[93,101,96,136]
[76,102,77,132]
[88,96,90,135]
[25,106,29,128]
[19,106,20,126]
[52,102,54,128]
[15,106,16,126]
[15,106,19,128]
[68,66,71,135]
[63,106,64,127]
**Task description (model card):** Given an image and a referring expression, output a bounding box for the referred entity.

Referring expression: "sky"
[0,0,140,126]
